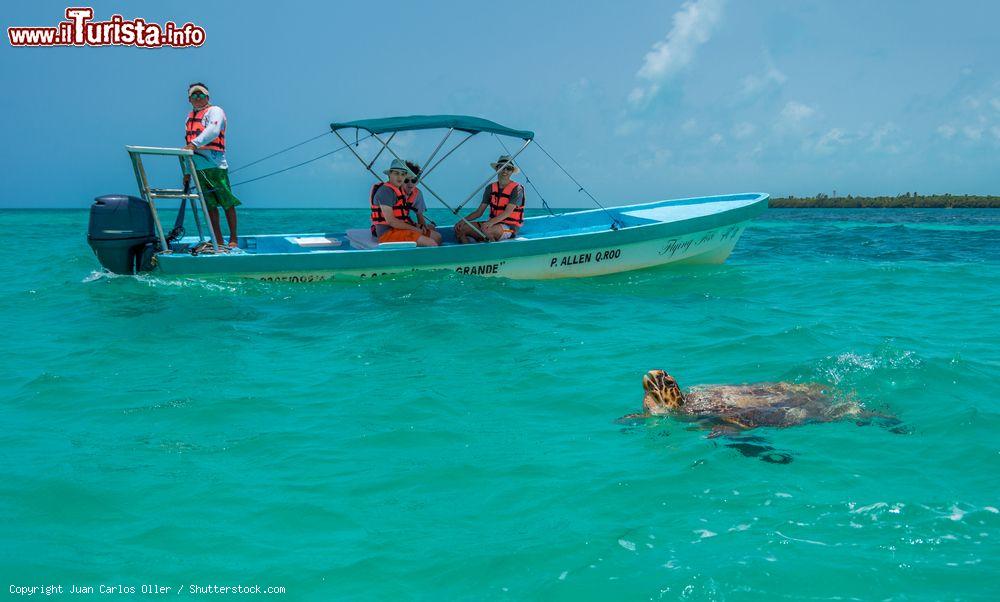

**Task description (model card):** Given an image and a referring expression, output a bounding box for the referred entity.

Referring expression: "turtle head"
[642,370,684,414]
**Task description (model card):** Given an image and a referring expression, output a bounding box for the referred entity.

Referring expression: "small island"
[770,193,1000,208]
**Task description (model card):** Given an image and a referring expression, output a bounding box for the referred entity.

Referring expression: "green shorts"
[195,167,242,211]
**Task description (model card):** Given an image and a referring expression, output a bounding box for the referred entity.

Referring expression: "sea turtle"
[624,370,905,462]
[633,369,877,428]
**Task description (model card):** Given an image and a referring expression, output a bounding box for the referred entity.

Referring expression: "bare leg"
[481,223,507,242]
[208,207,224,246]
[457,221,488,244]
[415,235,438,247]
[224,206,239,247]
[454,221,474,244]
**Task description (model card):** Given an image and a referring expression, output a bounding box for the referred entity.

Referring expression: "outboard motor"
[87,194,157,274]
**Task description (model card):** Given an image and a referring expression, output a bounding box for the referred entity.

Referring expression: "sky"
[2,0,999,208]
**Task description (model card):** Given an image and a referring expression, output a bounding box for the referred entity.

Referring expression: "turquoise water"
[1,208,997,600]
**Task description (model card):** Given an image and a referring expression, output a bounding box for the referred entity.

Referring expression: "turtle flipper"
[757,450,794,464]
[714,432,795,464]
[615,412,649,425]
[707,423,743,438]
[854,411,911,435]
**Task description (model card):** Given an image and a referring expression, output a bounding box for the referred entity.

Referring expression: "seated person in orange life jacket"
[369,159,439,247]
[401,160,443,245]
[454,155,525,244]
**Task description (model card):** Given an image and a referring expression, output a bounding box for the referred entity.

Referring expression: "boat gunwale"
[162,193,769,260]
[154,193,768,274]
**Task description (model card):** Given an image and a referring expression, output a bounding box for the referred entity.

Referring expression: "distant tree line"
[770,193,1000,208]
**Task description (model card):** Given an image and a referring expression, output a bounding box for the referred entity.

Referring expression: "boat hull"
[150,193,767,281]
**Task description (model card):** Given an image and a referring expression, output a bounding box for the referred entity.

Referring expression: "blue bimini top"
[330,114,534,140]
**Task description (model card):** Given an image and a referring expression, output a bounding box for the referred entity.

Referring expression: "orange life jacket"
[370,182,415,236]
[487,181,524,228]
[185,106,226,152]
[405,186,420,208]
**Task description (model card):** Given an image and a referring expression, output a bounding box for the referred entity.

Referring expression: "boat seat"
[345,228,417,249]
[346,229,379,250]
[285,236,342,248]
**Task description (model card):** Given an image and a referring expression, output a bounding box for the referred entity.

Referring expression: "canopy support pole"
[333,130,381,182]
[369,132,488,241]
[533,140,625,229]
[420,131,476,181]
[417,128,453,181]
[365,132,396,170]
[416,183,487,240]
[493,134,557,217]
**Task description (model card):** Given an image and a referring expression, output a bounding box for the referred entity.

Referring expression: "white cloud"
[992,126,1000,141]
[963,126,983,141]
[709,133,724,145]
[391,131,416,150]
[962,96,982,110]
[326,151,364,174]
[937,124,957,139]
[681,118,698,134]
[627,87,649,106]
[566,77,592,102]
[637,147,674,170]
[869,122,900,153]
[732,122,756,139]
[740,64,787,98]
[628,0,725,107]
[814,128,848,153]
[870,123,893,147]
[615,119,642,136]
[991,98,1000,112]
[779,101,815,127]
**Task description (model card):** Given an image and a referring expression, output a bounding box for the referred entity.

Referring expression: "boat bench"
[284,236,343,249]
[346,229,417,250]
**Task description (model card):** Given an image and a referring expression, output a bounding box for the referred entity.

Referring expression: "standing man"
[182,82,242,249]
[454,155,525,243]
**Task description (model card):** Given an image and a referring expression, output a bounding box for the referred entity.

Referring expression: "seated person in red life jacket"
[370,159,439,247]
[454,155,525,244]
[402,160,443,245]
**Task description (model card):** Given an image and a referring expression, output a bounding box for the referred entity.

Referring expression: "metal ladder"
[126,145,220,252]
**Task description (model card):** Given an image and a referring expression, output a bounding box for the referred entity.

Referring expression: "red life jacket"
[185,106,226,152]
[405,186,420,208]
[369,182,415,236]
[487,181,524,228]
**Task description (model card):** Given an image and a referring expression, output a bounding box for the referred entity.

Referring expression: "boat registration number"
[550,248,621,268]
[254,274,328,282]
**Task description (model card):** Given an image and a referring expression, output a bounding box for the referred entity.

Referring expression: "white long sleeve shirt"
[188,105,228,170]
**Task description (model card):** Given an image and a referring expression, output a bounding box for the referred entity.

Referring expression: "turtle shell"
[683,383,843,428]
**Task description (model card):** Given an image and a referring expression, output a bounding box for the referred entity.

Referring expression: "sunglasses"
[189,93,208,100]
[404,178,417,184]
